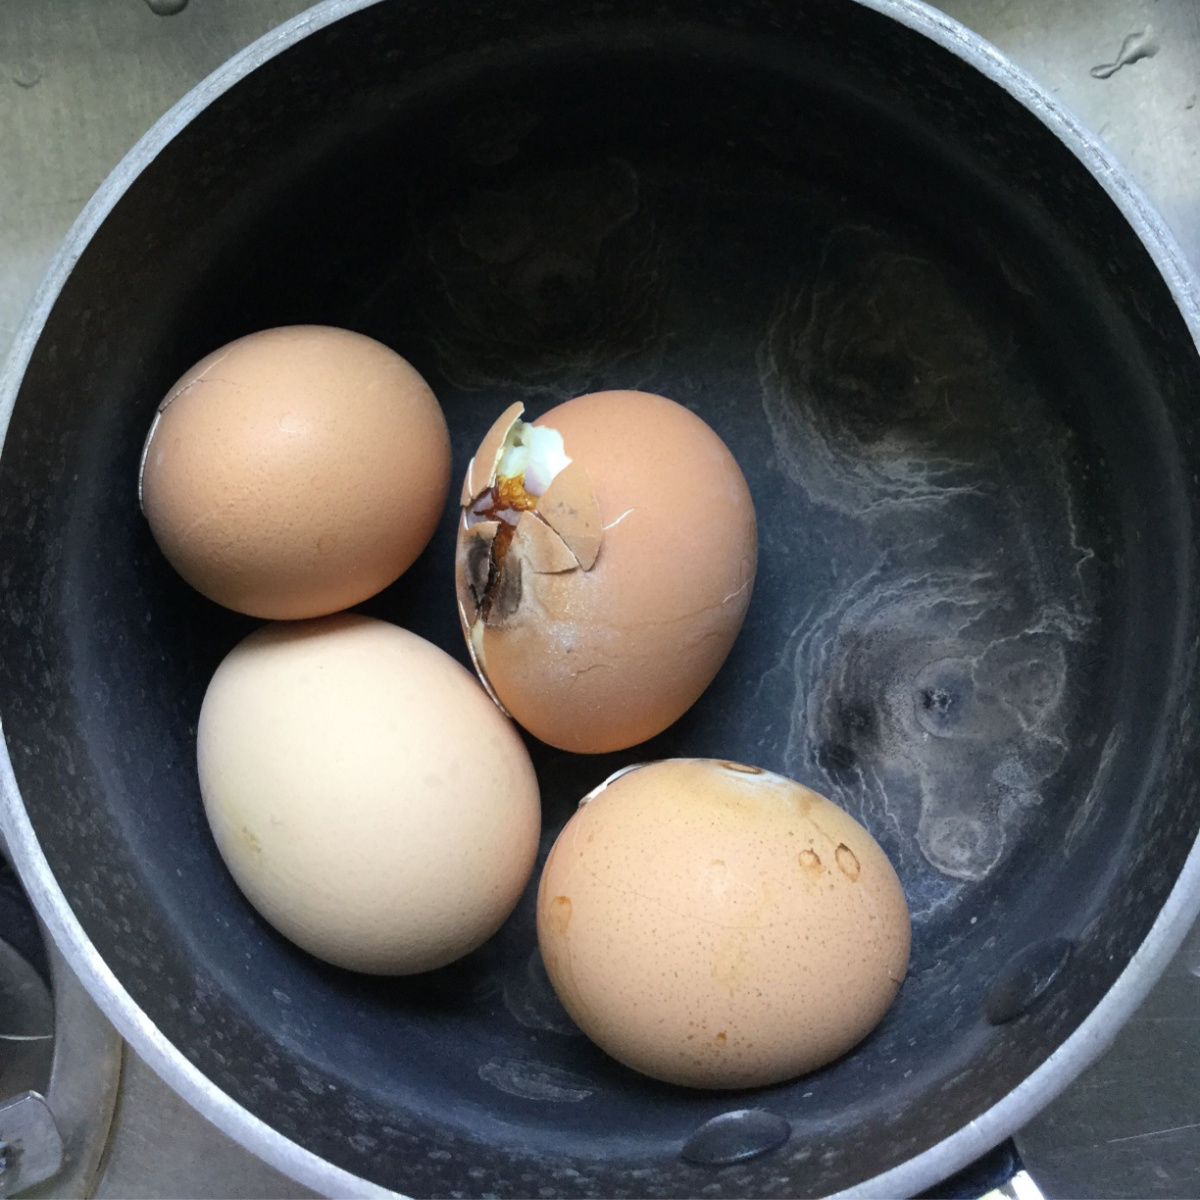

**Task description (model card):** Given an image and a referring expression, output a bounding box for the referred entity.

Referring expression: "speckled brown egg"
[536,759,910,1089]
[140,325,450,619]
[456,391,757,753]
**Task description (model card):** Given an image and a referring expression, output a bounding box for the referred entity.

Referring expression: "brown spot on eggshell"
[455,519,499,624]
[720,761,764,775]
[836,844,862,882]
[547,895,572,937]
[798,848,822,872]
[536,460,602,569]
[487,548,524,626]
[462,401,525,505]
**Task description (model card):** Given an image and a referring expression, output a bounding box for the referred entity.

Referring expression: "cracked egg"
[456,390,757,753]
[536,759,911,1089]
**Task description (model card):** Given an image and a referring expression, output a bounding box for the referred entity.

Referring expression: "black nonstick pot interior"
[3,1,1200,1195]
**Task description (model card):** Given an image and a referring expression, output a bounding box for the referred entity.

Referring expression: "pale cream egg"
[198,614,540,974]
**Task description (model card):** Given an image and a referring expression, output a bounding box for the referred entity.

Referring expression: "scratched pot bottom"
[38,30,1168,1185]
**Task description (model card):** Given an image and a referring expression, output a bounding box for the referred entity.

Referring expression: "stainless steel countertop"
[3,2,1200,1196]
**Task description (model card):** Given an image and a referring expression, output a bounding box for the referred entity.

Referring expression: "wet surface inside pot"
[2,2,1199,1196]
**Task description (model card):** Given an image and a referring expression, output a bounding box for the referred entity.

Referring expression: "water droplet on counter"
[145,0,189,14]
[681,1109,791,1166]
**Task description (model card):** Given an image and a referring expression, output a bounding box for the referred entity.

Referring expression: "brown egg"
[140,326,451,619]
[456,391,756,753]
[536,760,911,1089]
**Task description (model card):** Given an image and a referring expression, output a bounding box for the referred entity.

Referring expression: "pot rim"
[2,1,1199,1196]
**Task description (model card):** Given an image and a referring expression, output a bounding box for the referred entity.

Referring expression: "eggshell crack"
[512,510,581,574]
[456,420,602,661]
[456,390,757,752]
[462,402,525,506]
[536,461,603,570]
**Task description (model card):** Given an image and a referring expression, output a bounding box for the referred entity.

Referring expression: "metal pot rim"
[2,1,1199,1196]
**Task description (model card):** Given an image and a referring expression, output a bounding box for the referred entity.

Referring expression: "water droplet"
[145,0,189,14]
[681,1109,790,1166]
[985,938,1072,1024]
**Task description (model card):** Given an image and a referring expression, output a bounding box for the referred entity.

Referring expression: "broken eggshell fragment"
[536,461,603,569]
[455,390,757,753]
[461,402,526,507]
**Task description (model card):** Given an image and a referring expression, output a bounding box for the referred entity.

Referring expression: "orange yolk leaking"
[471,474,541,617]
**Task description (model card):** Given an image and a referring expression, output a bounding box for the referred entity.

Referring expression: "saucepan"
[3,0,1200,1195]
